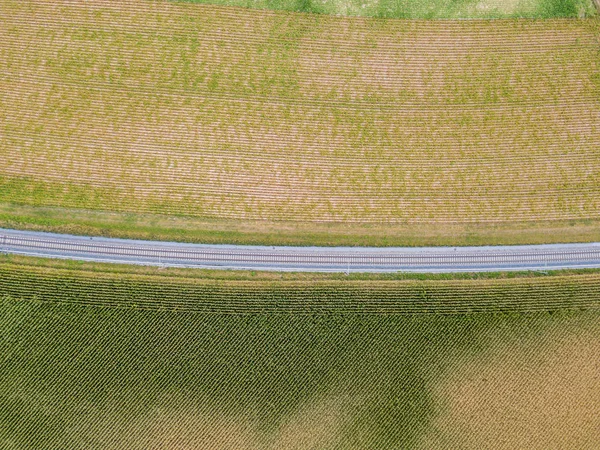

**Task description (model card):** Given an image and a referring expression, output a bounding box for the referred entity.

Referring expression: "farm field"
[2,0,600,246]
[4,255,600,313]
[3,0,600,447]
[1,256,600,448]
[179,0,597,18]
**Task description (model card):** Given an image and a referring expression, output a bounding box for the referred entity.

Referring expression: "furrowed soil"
[1,258,600,448]
[1,0,600,246]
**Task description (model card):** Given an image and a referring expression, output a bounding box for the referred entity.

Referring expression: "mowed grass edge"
[2,203,600,247]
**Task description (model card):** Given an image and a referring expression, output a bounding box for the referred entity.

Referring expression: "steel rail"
[1,228,600,273]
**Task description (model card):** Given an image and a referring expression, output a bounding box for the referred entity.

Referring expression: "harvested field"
[1,1,600,244]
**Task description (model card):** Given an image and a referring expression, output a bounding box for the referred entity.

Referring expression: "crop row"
[2,76,591,119]
[4,122,595,162]
[3,12,596,66]
[4,135,597,175]
[2,159,597,197]
[1,171,598,223]
[3,82,596,137]
[1,177,597,224]
[5,29,595,56]
[4,130,597,187]
[2,32,595,103]
[2,262,600,314]
[5,158,597,197]
[4,26,594,59]
[4,76,596,144]
[3,106,595,156]
[1,169,599,223]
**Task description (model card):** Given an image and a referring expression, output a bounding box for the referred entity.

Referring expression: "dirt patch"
[270,394,357,450]
[139,409,259,450]
[420,325,600,449]
[109,393,358,450]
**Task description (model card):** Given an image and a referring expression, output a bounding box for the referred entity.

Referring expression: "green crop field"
[1,0,600,246]
[179,0,597,18]
[3,255,600,313]
[1,257,600,449]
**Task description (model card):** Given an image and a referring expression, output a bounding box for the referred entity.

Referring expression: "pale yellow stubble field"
[1,1,599,244]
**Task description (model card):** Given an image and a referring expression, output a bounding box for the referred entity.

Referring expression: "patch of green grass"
[177,0,597,18]
[1,203,599,248]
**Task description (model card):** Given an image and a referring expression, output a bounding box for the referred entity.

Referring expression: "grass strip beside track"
[2,204,600,247]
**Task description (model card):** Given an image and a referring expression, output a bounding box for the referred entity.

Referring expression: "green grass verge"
[1,257,600,448]
[176,0,597,18]
[2,203,600,247]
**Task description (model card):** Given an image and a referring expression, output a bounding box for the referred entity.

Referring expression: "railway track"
[1,229,600,273]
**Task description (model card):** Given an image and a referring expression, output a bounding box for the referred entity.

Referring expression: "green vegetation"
[1,1,600,246]
[1,257,600,448]
[2,256,600,313]
[2,1,599,447]
[2,203,600,247]
[178,0,597,19]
